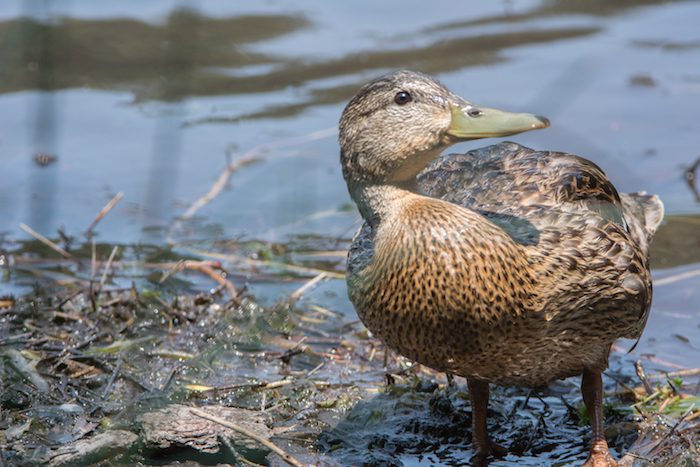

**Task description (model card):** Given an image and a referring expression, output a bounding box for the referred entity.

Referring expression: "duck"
[339,70,663,467]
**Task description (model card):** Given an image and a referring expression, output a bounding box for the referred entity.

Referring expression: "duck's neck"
[350,182,416,228]
[345,146,445,227]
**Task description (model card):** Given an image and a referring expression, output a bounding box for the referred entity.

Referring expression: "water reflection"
[0,0,687,108]
[651,215,700,268]
[0,10,308,99]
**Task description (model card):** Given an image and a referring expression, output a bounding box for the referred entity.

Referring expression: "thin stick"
[159,260,186,284]
[89,237,98,312]
[653,404,695,447]
[635,360,654,395]
[19,223,73,259]
[289,273,327,302]
[306,362,325,378]
[179,156,260,221]
[647,368,700,380]
[155,259,238,300]
[276,336,308,364]
[620,452,653,463]
[199,378,294,393]
[91,237,97,282]
[99,246,120,288]
[85,191,124,236]
[102,357,122,398]
[189,407,304,467]
[184,261,238,301]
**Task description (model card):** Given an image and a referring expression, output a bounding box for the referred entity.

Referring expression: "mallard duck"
[339,70,663,466]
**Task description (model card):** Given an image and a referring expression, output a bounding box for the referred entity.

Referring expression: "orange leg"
[467,377,506,460]
[581,369,617,467]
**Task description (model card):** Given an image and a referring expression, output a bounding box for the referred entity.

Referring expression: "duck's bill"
[447,104,549,140]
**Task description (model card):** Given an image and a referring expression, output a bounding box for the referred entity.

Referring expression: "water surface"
[1,1,699,464]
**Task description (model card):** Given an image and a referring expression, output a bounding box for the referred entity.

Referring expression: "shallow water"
[1,0,699,464]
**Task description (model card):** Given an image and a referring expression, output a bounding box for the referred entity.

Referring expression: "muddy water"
[1,1,699,465]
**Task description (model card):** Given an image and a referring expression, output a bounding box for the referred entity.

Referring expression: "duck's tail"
[620,192,664,353]
[620,192,664,255]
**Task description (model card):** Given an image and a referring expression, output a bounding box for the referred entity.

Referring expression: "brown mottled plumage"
[340,71,663,466]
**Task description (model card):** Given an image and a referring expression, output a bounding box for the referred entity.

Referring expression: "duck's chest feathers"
[348,197,537,373]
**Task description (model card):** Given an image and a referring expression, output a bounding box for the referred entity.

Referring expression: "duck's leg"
[467,377,506,459]
[581,369,617,467]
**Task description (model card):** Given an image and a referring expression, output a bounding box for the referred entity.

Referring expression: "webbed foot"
[581,441,617,467]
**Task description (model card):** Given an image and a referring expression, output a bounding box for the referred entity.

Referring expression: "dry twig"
[289,273,327,302]
[19,223,73,260]
[85,192,124,236]
[159,260,187,284]
[194,379,295,393]
[99,246,120,289]
[183,261,238,301]
[635,360,654,395]
[155,259,238,301]
[189,407,304,467]
[647,368,700,380]
[179,154,260,221]
[89,237,98,312]
[655,404,696,447]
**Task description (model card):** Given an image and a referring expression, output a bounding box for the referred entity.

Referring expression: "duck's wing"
[417,142,663,254]
[417,142,664,341]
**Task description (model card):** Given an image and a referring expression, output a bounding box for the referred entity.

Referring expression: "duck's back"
[418,142,662,255]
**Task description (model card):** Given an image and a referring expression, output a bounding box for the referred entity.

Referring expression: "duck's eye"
[394,91,412,105]
[467,107,483,117]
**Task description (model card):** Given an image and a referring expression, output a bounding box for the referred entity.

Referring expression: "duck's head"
[339,70,549,189]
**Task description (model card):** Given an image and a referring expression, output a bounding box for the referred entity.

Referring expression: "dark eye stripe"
[394,91,412,105]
